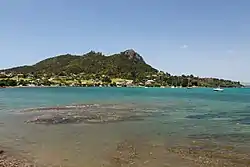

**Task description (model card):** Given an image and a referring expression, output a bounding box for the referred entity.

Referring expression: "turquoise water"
[0,87,250,166]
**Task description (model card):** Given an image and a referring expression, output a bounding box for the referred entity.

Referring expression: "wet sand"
[2,138,250,167]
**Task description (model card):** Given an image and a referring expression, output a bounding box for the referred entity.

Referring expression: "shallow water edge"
[0,88,250,166]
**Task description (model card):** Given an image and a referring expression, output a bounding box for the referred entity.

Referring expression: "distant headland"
[0,49,243,88]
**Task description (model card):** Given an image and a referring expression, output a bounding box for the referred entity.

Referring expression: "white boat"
[213,88,224,92]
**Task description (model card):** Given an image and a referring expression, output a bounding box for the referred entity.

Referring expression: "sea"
[0,87,250,167]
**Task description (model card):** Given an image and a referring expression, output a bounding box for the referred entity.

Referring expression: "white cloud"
[180,44,188,49]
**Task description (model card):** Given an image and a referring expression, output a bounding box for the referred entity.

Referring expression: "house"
[145,80,154,85]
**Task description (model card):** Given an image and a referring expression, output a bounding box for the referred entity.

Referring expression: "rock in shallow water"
[0,148,36,167]
[101,138,250,167]
[0,150,4,154]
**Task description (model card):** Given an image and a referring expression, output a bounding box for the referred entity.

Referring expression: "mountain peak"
[122,49,145,63]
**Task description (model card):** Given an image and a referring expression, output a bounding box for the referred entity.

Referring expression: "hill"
[1,49,157,80]
[0,49,243,88]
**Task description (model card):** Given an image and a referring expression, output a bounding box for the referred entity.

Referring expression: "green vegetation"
[0,79,17,87]
[0,49,243,88]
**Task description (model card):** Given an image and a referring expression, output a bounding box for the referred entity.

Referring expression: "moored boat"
[213,87,224,92]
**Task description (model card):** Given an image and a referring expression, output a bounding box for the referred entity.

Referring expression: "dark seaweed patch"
[24,104,160,125]
[233,117,250,125]
[233,110,250,117]
[189,133,250,143]
[186,112,228,120]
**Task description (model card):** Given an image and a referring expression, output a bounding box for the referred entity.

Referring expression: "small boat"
[213,88,224,92]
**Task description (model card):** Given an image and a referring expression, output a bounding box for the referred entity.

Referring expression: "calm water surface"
[0,87,250,166]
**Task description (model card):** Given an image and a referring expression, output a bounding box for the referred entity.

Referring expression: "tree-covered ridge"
[0,49,243,88]
[2,49,157,79]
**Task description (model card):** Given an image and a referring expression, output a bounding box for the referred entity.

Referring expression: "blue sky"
[1,0,250,82]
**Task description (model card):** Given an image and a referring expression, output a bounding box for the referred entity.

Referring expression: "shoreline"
[0,85,243,89]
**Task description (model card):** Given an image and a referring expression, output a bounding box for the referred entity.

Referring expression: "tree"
[165,72,171,77]
[182,78,189,87]
[18,80,29,86]
[191,80,198,86]
[0,79,17,87]
[0,80,6,86]
[41,80,52,86]
[110,82,117,87]
[131,70,137,83]
[102,76,111,83]
[0,74,7,78]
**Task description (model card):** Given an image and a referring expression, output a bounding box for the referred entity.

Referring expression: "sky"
[0,0,250,82]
